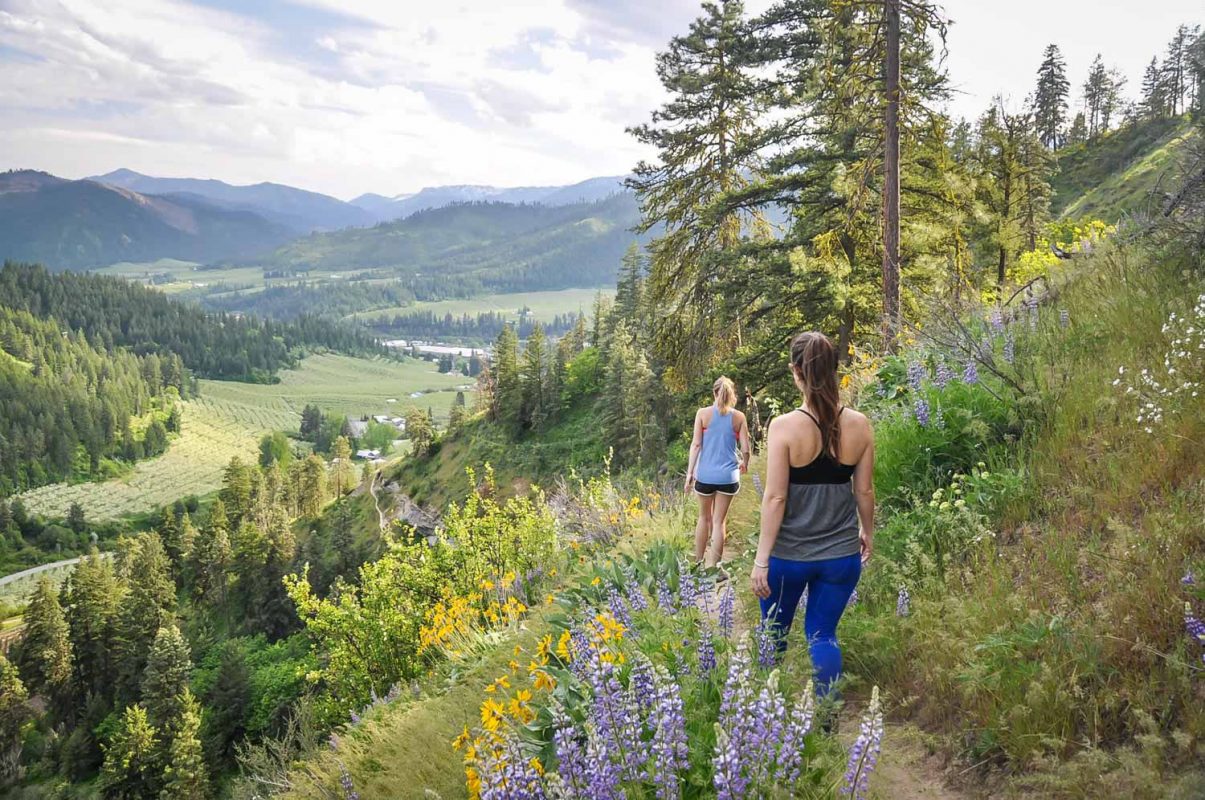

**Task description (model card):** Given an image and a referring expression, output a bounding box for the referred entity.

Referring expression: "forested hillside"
[204,193,640,320]
[0,263,383,382]
[0,306,185,497]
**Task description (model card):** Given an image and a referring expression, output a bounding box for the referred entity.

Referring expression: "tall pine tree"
[628,0,761,388]
[1033,44,1070,148]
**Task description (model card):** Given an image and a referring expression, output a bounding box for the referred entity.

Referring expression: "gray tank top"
[771,408,861,562]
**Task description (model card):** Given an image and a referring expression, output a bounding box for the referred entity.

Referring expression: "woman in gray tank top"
[749,332,876,700]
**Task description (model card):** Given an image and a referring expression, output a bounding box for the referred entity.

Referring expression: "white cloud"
[0,0,670,197]
[0,0,1200,198]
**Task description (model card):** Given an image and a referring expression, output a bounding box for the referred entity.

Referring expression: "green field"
[198,353,472,421]
[349,287,612,323]
[16,355,471,521]
[95,260,359,297]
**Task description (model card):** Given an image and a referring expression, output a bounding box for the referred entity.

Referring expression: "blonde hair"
[713,376,737,414]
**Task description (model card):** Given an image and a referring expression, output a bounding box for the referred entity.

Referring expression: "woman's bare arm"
[751,417,789,599]
[684,409,704,491]
[852,420,876,562]
[736,411,752,473]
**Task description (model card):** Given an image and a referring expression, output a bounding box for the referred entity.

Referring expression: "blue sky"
[0,0,1199,199]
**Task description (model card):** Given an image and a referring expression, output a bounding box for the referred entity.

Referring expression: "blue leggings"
[759,553,861,697]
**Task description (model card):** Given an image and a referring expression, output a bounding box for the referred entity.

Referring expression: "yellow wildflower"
[556,630,573,662]
[533,670,556,692]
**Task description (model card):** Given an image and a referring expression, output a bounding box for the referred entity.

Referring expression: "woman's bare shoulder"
[842,407,873,434]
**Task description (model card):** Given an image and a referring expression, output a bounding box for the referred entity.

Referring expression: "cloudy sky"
[0,0,1199,199]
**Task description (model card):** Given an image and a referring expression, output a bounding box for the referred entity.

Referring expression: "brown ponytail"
[789,332,841,456]
[713,376,737,414]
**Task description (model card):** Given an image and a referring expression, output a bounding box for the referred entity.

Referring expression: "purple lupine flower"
[718,582,735,638]
[628,655,658,716]
[779,681,816,785]
[480,734,546,800]
[583,649,645,781]
[1186,603,1205,648]
[934,361,953,388]
[751,472,764,498]
[1059,309,1070,328]
[1183,569,1196,587]
[963,359,979,385]
[747,669,788,789]
[989,308,1004,334]
[623,564,649,613]
[349,710,361,725]
[755,617,778,669]
[847,589,859,609]
[339,763,361,800]
[913,398,930,427]
[582,720,625,800]
[568,626,594,681]
[714,644,756,800]
[648,666,689,800]
[697,628,717,676]
[841,687,884,800]
[657,576,677,614]
[906,361,926,391]
[896,586,911,617]
[932,404,945,429]
[1026,296,1039,331]
[551,701,590,797]
[608,585,632,630]
[678,564,700,610]
[1003,334,1015,365]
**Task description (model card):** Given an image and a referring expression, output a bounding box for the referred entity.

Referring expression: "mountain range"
[348,175,627,223]
[0,170,295,270]
[0,167,634,271]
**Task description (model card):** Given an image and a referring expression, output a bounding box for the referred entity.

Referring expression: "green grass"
[839,243,1205,790]
[349,287,612,324]
[1053,118,1195,221]
[16,355,470,522]
[390,399,611,509]
[281,614,554,800]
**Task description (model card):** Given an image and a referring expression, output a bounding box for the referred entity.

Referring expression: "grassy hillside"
[1052,118,1196,220]
[387,398,613,510]
[266,240,1202,800]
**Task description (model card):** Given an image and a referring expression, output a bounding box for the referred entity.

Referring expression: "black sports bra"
[789,408,857,485]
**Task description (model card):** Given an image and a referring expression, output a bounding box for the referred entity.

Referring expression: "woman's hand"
[684,473,695,493]
[860,530,874,563]
[751,562,770,599]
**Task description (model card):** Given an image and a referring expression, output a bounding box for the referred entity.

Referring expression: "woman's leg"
[759,556,811,652]
[801,553,862,697]
[692,493,714,563]
[706,491,735,567]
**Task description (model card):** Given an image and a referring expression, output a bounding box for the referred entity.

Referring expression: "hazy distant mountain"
[89,168,374,233]
[0,170,295,270]
[349,175,630,222]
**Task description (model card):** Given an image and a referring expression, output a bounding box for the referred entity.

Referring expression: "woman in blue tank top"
[685,376,751,569]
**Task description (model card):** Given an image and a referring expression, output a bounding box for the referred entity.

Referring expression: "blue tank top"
[696,405,740,484]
